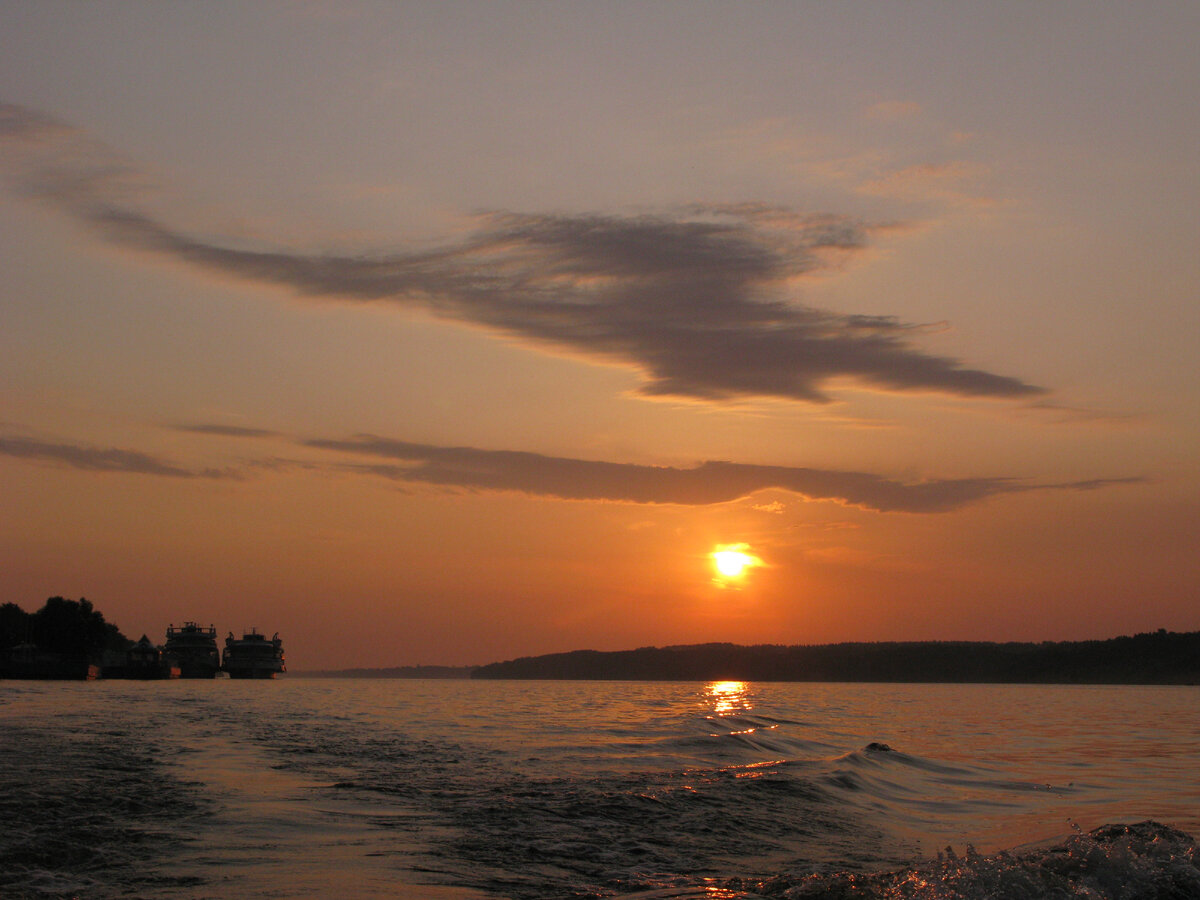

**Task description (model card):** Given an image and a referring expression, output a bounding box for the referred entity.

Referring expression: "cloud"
[0,435,238,479]
[1,422,1141,511]
[857,161,998,208]
[306,434,1136,513]
[0,101,1047,406]
[1023,401,1144,426]
[175,423,281,438]
[864,100,923,121]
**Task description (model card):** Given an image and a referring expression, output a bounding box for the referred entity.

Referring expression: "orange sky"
[2,4,1197,668]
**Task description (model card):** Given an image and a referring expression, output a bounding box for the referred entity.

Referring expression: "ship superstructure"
[163,622,220,678]
[222,629,286,679]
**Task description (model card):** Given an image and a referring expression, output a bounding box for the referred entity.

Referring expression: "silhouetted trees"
[0,597,130,660]
[472,631,1200,684]
[0,602,30,649]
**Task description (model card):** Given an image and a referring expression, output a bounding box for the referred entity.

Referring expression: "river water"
[1,678,1197,898]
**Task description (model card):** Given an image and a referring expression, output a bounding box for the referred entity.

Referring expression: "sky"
[1,2,1197,669]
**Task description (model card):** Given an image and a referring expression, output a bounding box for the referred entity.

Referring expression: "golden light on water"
[705,680,751,715]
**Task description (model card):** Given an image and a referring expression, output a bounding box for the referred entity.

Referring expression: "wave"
[7,682,1196,899]
[264,710,1127,898]
[732,820,1199,900]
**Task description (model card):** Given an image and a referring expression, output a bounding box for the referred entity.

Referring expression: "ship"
[124,634,180,679]
[163,622,221,678]
[222,629,286,679]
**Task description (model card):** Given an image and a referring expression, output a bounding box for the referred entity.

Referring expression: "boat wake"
[736,820,1199,899]
[3,680,1198,899]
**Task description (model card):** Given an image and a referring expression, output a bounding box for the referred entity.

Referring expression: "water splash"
[745,821,1199,899]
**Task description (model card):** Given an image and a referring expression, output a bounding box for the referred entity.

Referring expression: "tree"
[29,596,130,659]
[0,602,31,649]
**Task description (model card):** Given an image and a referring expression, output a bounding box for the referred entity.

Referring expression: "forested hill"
[470,631,1200,684]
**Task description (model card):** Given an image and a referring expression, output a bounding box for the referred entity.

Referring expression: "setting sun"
[711,544,762,580]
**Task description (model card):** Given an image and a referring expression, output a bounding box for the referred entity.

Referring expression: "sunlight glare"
[705,680,751,715]
[711,543,761,581]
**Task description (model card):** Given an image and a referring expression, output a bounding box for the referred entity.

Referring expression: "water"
[1,679,1197,898]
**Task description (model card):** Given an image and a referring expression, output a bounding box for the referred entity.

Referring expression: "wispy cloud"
[1022,401,1145,426]
[0,435,238,479]
[1,423,1141,511]
[864,100,924,121]
[857,161,998,208]
[175,423,281,438]
[306,434,1137,513]
[0,102,1047,406]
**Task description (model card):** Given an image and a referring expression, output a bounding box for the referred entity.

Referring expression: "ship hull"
[222,629,286,679]
[177,665,220,679]
[164,623,221,679]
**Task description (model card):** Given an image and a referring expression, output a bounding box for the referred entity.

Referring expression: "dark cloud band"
[175,423,280,438]
[307,434,1135,513]
[0,102,1047,405]
[0,435,235,479]
[0,426,1139,512]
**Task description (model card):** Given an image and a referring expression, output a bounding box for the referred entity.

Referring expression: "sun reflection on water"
[705,680,751,715]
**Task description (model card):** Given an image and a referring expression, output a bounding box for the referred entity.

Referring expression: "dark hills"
[470,630,1200,684]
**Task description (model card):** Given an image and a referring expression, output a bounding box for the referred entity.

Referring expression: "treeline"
[0,597,130,659]
[471,630,1200,684]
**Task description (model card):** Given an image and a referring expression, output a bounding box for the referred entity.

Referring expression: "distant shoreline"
[293,631,1200,684]
[471,631,1200,684]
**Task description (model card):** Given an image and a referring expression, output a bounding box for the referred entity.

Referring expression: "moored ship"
[222,629,286,679]
[164,622,221,678]
[121,635,180,679]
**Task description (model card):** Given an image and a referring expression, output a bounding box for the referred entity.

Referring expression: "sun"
[714,550,752,577]
[711,543,762,580]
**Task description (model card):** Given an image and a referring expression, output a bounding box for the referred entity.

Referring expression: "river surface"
[1,678,1198,898]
